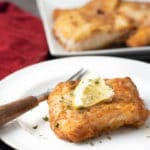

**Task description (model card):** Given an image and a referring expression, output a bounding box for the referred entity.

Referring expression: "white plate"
[0,56,150,150]
[36,0,150,56]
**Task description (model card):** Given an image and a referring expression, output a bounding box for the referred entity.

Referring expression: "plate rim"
[0,56,150,150]
[1,55,150,82]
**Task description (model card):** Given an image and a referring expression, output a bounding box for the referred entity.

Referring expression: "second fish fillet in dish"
[52,0,150,51]
[48,77,149,142]
[52,0,133,51]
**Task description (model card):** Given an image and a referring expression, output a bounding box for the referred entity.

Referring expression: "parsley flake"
[32,125,38,129]
[89,141,94,146]
[43,116,49,121]
[107,135,112,140]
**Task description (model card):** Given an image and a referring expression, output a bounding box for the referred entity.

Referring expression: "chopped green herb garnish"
[95,81,99,84]
[99,140,102,143]
[70,92,73,96]
[89,141,94,146]
[43,116,49,121]
[107,135,112,140]
[66,105,71,109]
[61,96,64,99]
[32,125,38,129]
[146,136,150,138]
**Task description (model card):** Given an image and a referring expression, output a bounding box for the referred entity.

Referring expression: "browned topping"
[55,123,59,128]
[61,96,64,99]
[95,80,100,84]
[97,9,104,14]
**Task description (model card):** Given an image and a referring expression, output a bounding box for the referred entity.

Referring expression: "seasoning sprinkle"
[32,125,38,129]
[99,140,102,143]
[89,141,94,146]
[107,135,112,140]
[146,136,150,138]
[97,9,104,14]
[70,92,73,96]
[55,123,59,128]
[43,116,49,122]
[95,81,99,84]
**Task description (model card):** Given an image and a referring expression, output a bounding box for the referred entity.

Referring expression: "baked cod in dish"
[52,2,133,51]
[48,77,149,142]
[117,1,150,47]
[52,0,150,51]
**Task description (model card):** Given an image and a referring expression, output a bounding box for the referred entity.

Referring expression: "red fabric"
[0,2,49,79]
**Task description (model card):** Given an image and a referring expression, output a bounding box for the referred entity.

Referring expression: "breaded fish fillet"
[117,1,150,26]
[52,0,133,51]
[48,77,149,142]
[117,1,150,47]
[126,26,150,47]
[126,16,150,47]
[53,0,119,19]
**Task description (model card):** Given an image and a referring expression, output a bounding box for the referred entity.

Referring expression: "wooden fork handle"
[0,96,39,126]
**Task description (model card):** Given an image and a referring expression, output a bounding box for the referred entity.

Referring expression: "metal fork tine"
[66,68,84,81]
[37,68,87,100]
[75,70,88,80]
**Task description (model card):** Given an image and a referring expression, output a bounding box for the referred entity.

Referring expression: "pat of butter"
[73,72,114,108]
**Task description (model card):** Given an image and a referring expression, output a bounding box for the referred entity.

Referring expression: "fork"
[0,68,87,126]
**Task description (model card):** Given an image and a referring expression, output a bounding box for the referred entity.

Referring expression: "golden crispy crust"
[117,1,150,25]
[54,11,131,38]
[126,27,150,47]
[126,16,150,47]
[52,0,133,51]
[52,11,133,51]
[48,78,149,142]
[53,10,132,41]
[52,0,150,51]
[116,1,150,47]
[78,0,120,14]
[53,0,120,20]
[53,26,131,51]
